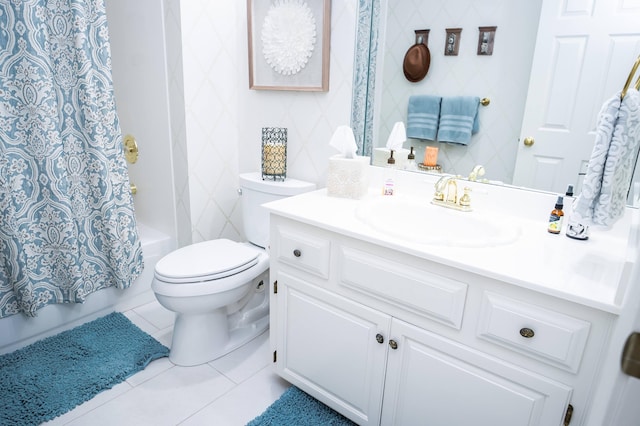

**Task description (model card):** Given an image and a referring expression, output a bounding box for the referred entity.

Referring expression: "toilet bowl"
[152,172,315,366]
[153,239,270,366]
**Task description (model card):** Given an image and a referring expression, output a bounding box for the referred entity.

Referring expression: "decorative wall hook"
[477,26,497,56]
[444,28,462,56]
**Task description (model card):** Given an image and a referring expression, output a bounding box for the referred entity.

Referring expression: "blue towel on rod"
[406,95,441,140]
[437,96,480,145]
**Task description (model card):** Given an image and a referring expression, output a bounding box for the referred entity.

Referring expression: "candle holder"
[261,127,287,181]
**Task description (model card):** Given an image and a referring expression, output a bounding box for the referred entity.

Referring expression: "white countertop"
[265,169,639,314]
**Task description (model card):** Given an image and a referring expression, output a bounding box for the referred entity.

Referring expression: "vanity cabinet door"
[274,271,391,426]
[381,319,573,426]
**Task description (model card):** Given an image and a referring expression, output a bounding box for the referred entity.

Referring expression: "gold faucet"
[432,176,472,212]
[468,165,485,182]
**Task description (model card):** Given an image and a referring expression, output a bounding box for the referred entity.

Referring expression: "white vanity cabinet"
[269,214,614,426]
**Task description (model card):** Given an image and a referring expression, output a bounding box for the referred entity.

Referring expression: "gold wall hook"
[123,134,139,164]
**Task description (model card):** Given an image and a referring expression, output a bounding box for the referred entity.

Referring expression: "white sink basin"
[355,196,521,248]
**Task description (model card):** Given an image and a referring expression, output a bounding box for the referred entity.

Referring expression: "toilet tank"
[239,172,316,248]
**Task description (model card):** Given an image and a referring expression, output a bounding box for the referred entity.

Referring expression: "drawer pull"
[520,327,535,338]
[376,333,384,344]
[389,340,398,350]
[293,249,301,257]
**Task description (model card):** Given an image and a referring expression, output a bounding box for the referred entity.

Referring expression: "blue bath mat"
[0,312,168,426]
[247,386,358,425]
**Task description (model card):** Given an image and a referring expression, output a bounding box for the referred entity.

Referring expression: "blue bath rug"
[247,386,358,425]
[0,312,168,426]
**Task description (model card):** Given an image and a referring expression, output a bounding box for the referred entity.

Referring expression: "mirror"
[351,0,640,202]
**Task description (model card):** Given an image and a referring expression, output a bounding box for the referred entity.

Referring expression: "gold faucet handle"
[459,187,472,207]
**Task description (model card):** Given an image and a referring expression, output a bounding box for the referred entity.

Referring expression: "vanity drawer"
[477,292,591,373]
[338,246,467,329]
[274,225,330,279]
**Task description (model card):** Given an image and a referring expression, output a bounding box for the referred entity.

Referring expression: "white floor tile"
[180,365,291,426]
[126,357,174,387]
[43,381,133,425]
[123,309,159,336]
[209,331,270,384]
[133,300,175,330]
[66,364,236,426]
[152,326,174,348]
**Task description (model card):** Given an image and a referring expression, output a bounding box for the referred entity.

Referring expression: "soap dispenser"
[382,150,396,195]
[406,147,417,170]
[387,150,396,165]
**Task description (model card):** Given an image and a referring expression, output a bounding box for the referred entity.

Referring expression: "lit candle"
[423,146,439,166]
[263,144,286,175]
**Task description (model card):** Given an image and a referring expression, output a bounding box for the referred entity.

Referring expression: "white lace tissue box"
[327,155,370,199]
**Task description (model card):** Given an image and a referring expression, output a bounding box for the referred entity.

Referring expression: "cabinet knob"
[389,340,398,350]
[520,327,535,338]
[523,137,535,147]
[376,333,384,344]
[293,249,301,257]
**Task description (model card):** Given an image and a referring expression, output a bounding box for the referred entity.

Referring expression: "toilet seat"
[154,239,260,283]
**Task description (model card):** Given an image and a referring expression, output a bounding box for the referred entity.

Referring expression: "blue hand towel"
[437,96,480,145]
[406,95,441,140]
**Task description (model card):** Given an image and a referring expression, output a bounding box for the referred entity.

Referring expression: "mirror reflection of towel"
[406,95,441,140]
[437,96,480,145]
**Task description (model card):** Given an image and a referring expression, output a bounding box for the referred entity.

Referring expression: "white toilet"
[152,172,315,366]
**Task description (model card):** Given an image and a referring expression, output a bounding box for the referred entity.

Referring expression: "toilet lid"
[154,239,260,283]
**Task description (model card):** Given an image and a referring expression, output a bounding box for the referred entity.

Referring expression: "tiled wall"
[176,1,357,244]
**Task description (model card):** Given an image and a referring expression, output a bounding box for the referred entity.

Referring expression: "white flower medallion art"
[261,0,317,76]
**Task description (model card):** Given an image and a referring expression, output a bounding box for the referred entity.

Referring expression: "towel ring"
[621,54,640,101]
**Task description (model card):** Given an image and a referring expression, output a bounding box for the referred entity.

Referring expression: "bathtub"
[0,224,174,355]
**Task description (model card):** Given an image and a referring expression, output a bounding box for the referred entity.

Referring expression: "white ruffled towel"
[573,88,640,226]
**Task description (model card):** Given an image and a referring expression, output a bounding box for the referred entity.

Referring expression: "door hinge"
[273,280,278,294]
[564,404,573,426]
[273,350,277,363]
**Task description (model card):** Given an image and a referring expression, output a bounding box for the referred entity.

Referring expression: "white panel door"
[513,0,640,193]
[381,319,573,426]
[275,271,391,426]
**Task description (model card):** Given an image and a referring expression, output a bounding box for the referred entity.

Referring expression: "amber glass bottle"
[547,196,564,234]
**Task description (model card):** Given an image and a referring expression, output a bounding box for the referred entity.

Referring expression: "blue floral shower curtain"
[0,0,143,317]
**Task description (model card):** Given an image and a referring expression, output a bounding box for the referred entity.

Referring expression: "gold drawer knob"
[520,327,535,338]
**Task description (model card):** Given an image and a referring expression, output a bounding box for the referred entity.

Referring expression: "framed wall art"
[247,0,331,91]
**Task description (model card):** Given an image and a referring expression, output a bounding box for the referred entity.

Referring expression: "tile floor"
[43,300,291,426]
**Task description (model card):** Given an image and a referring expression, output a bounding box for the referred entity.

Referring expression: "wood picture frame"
[247,0,331,91]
